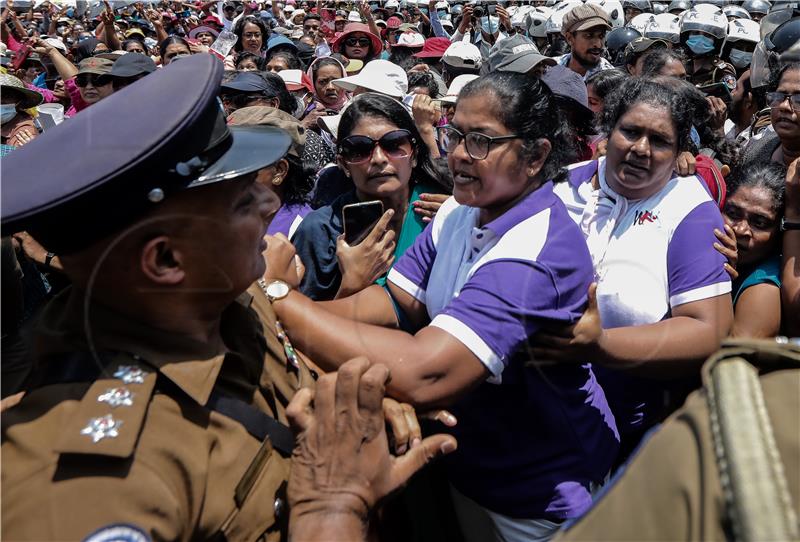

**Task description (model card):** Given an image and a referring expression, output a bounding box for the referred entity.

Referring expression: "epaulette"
[53,353,157,459]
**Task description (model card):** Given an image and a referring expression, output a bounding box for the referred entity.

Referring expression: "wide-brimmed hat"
[332,59,407,98]
[0,73,44,109]
[331,23,382,55]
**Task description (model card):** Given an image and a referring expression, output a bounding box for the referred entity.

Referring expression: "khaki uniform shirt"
[2,284,314,541]
[688,56,737,89]
[554,366,800,541]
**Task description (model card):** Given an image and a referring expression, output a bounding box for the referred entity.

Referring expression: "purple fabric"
[667,200,728,302]
[391,185,619,520]
[266,203,312,237]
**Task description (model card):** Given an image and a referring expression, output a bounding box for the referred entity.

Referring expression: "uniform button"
[273,497,285,519]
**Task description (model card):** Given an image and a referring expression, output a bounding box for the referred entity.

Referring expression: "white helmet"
[628,12,656,34]
[645,13,680,43]
[721,5,752,21]
[742,0,772,18]
[723,18,760,45]
[692,3,723,16]
[435,1,448,11]
[586,0,625,28]
[526,7,552,38]
[510,5,534,29]
[680,7,728,40]
[545,1,581,35]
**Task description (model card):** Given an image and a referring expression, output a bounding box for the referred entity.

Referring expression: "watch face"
[267,281,290,299]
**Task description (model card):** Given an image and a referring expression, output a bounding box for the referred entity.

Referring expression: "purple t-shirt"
[266,203,312,238]
[388,182,619,520]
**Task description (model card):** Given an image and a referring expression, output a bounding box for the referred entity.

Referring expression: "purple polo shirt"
[266,203,312,238]
[388,182,619,520]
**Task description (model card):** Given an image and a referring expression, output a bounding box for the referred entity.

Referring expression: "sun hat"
[331,23,382,55]
[0,73,44,109]
[438,74,479,104]
[332,59,407,98]
[442,40,482,69]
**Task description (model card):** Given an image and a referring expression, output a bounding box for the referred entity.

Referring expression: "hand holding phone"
[342,200,385,246]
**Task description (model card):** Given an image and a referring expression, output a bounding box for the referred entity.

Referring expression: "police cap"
[1,54,292,254]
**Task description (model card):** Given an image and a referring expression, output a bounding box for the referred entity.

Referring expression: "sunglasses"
[344,37,372,48]
[75,73,113,87]
[339,129,414,164]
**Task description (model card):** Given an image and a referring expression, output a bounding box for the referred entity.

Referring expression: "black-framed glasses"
[75,73,113,87]
[767,91,800,112]
[339,129,415,164]
[441,125,521,160]
[344,37,372,47]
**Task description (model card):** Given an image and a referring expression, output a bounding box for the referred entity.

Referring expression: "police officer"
[679,6,737,89]
[1,54,314,541]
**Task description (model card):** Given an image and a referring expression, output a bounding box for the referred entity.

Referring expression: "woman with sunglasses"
[291,92,450,301]
[264,72,618,541]
[331,23,383,64]
[742,63,800,168]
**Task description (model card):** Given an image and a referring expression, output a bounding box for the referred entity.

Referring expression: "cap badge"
[81,414,123,443]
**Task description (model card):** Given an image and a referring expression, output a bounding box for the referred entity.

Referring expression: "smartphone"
[342,201,384,246]
[698,82,732,103]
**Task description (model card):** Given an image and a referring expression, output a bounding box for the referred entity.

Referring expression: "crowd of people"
[1,0,799,541]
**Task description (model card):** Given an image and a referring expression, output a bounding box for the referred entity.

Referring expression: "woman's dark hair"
[387,46,418,72]
[407,71,440,98]
[233,15,270,52]
[266,50,303,70]
[655,76,740,164]
[255,71,296,115]
[586,69,629,103]
[337,93,452,192]
[158,35,190,60]
[726,161,786,215]
[283,153,314,205]
[601,77,693,153]
[458,71,577,184]
[640,48,686,78]
[235,51,265,70]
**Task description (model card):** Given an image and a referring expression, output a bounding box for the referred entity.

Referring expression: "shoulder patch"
[83,524,151,542]
[55,359,157,458]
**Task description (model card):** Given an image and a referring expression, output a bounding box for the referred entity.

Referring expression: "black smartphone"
[342,201,384,246]
[698,82,732,104]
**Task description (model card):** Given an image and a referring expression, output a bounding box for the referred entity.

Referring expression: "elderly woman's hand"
[675,151,696,176]
[530,284,606,365]
[335,209,396,298]
[263,233,305,289]
[413,193,449,223]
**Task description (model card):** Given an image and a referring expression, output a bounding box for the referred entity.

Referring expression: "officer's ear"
[140,235,185,285]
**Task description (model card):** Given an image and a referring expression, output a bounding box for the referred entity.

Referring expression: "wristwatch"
[781,218,800,232]
[258,279,291,302]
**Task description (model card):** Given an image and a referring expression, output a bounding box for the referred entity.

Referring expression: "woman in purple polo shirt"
[540,78,733,466]
[263,71,618,541]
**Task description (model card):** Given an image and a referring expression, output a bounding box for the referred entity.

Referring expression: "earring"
[272,175,283,186]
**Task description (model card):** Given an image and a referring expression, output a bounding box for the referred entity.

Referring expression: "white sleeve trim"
[430,314,504,384]
[670,281,732,308]
[387,269,426,303]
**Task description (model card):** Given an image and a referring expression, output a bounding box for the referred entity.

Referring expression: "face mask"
[728,48,753,69]
[66,8,74,17]
[1,104,18,124]
[686,35,715,56]
[437,10,447,18]
[480,15,499,35]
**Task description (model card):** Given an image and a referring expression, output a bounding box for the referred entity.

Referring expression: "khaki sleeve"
[2,460,185,542]
[554,394,725,541]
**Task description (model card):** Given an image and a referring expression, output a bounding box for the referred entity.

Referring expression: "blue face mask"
[1,104,18,124]
[66,8,74,17]
[480,15,499,35]
[686,35,715,56]
[728,48,753,69]
[437,10,447,18]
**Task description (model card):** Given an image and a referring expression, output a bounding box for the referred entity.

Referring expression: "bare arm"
[35,39,77,80]
[730,284,781,339]
[783,159,800,336]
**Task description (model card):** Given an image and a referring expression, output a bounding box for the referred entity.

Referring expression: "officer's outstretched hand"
[287,357,457,541]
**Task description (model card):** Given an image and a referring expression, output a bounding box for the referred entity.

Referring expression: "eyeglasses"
[75,73,113,87]
[441,125,521,160]
[303,23,320,30]
[339,129,414,164]
[243,32,262,39]
[767,91,800,112]
[344,37,372,48]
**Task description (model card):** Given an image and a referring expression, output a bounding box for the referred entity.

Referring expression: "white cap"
[442,41,482,69]
[278,69,305,90]
[333,59,408,98]
[439,74,479,104]
[441,19,454,30]
[435,1,449,10]
[385,0,400,8]
[284,5,294,13]
[348,10,361,22]
[44,37,67,53]
[395,31,425,48]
